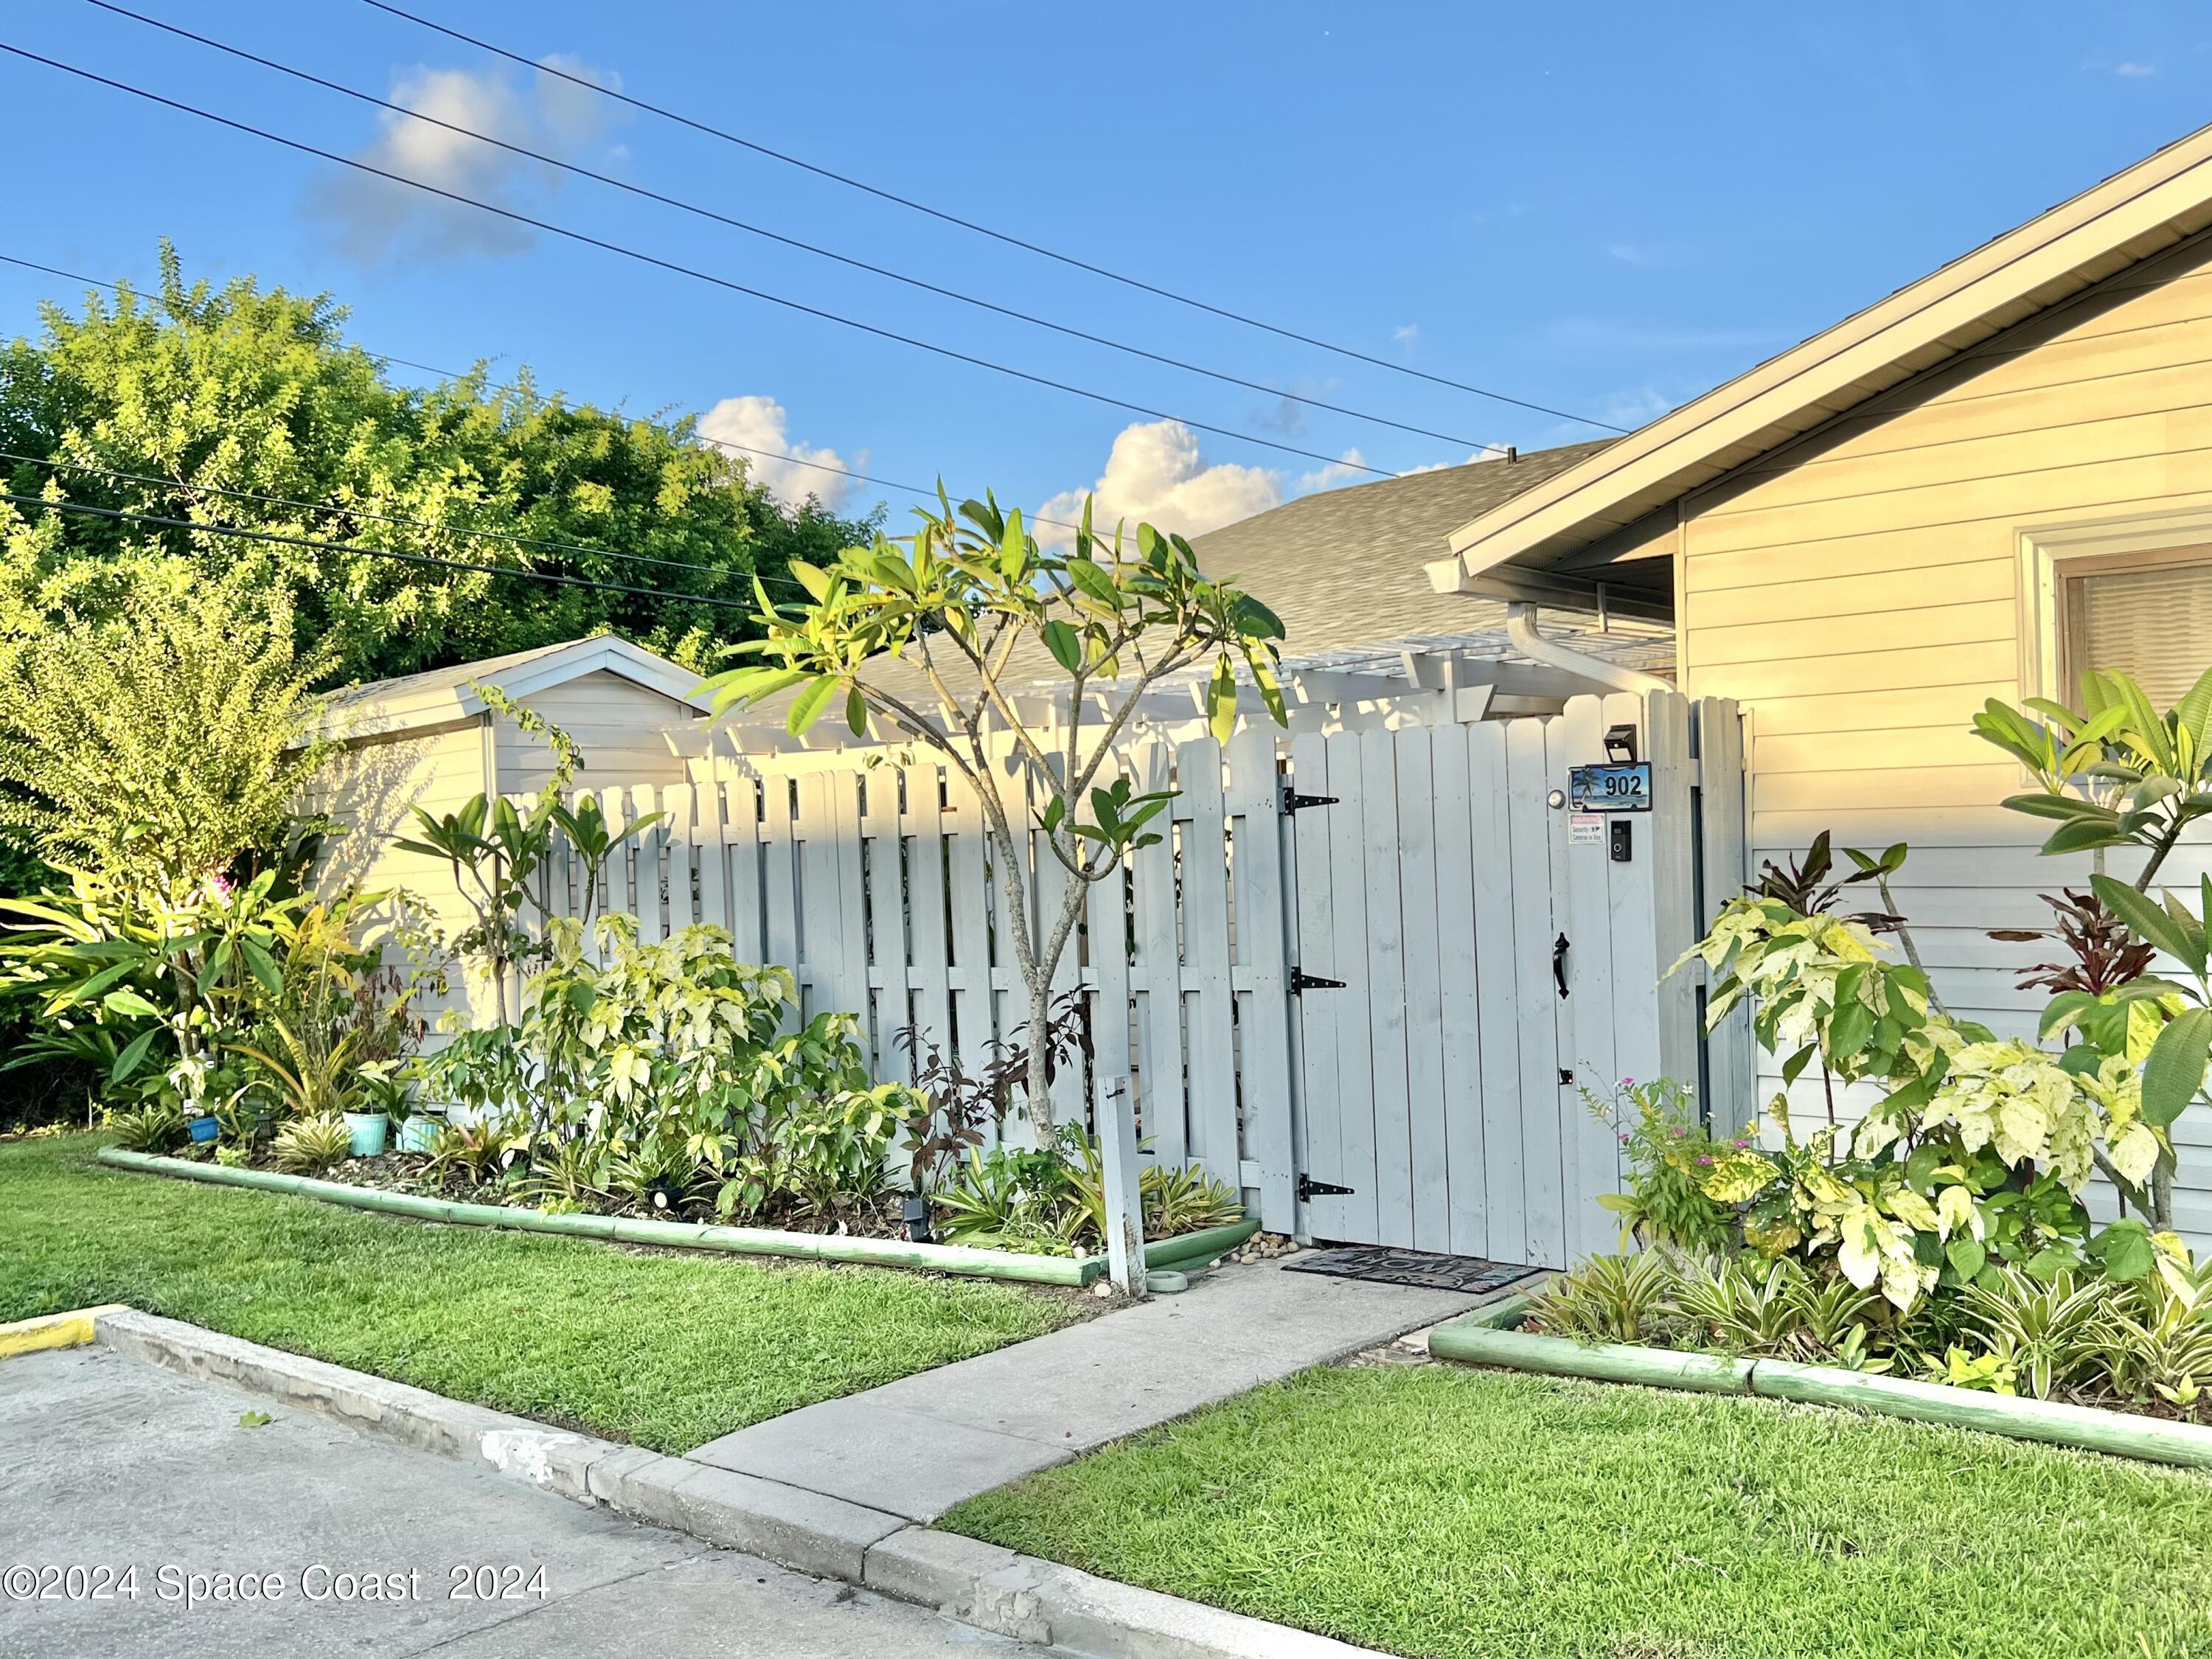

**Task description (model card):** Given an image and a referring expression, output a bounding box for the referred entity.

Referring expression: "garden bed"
[96,1147,1262,1285]
[1,1133,1083,1452]
[942,1361,2212,1659]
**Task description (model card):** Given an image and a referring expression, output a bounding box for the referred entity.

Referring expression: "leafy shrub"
[931,1126,1248,1255]
[105,1100,185,1153]
[1582,1076,1743,1251]
[415,917,921,1223]
[895,992,1089,1190]
[273,1113,352,1174]
[422,1116,531,1189]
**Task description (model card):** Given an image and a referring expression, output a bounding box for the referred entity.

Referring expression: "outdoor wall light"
[1603,723,1639,764]
[902,1193,934,1244]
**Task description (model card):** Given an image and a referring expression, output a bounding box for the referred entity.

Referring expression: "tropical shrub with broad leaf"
[1667,855,2166,1310]
[409,914,925,1225]
[1971,664,2212,1231]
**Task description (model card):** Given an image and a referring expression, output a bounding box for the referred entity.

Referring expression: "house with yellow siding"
[1433,120,2212,1242]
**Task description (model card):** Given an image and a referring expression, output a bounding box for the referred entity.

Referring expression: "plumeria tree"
[699,491,1287,1142]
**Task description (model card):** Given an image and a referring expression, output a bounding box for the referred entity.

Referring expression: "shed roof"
[1433,116,2212,607]
[316,635,712,741]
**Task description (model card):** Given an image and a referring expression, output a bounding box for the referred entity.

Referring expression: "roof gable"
[319,636,711,740]
[1433,119,2212,602]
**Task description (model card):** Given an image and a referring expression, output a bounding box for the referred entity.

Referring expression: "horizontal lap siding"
[497,672,700,794]
[1683,238,2212,1253]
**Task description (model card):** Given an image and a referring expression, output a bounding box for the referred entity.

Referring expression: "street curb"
[83,1309,1387,1658]
[0,1304,128,1360]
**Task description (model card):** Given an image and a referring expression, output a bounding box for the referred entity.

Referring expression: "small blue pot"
[186,1115,220,1145]
[344,1111,390,1158]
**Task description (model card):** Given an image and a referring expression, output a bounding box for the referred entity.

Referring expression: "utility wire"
[0,447,767,588]
[88,0,1489,453]
[0,42,1396,479]
[359,0,1626,434]
[0,490,757,609]
[0,251,1093,535]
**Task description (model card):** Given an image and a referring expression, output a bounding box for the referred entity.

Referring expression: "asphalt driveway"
[0,1343,1039,1659]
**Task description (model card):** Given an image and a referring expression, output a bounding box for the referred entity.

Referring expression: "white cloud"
[307,57,622,262]
[1397,445,1512,477]
[2115,61,2157,77]
[1298,448,1373,492]
[1038,421,1280,549]
[696,396,861,511]
[1393,324,1420,344]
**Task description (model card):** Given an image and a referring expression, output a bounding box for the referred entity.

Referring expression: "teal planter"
[395,1116,440,1154]
[343,1112,389,1158]
[185,1116,220,1145]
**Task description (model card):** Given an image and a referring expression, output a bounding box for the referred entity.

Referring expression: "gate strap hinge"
[1290,968,1346,994]
[1298,1175,1355,1200]
[1282,788,1339,814]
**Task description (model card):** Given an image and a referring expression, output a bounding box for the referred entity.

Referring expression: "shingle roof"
[1189,439,1618,650]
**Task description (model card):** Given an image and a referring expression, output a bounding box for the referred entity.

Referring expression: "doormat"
[1282,1248,1542,1296]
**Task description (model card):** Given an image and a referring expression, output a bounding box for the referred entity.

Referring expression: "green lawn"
[0,1133,1077,1453]
[943,1362,2212,1659]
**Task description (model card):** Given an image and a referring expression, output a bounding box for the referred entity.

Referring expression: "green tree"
[0,574,331,904]
[702,494,1286,1209]
[0,241,880,692]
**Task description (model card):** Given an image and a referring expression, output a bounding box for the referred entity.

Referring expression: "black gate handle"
[1553,933,1571,999]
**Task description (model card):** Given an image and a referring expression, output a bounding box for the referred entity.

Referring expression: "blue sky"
[5,1,2209,540]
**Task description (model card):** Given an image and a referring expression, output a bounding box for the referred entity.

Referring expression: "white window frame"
[2016,506,2212,705]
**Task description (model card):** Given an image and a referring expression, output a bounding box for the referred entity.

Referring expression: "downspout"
[1505,602,1672,695]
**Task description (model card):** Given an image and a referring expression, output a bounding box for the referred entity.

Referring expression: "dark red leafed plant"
[1990,888,2155,995]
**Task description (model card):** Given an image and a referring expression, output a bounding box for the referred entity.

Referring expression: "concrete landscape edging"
[1425,1315,2212,1472]
[76,1307,1383,1659]
[96,1147,1262,1287]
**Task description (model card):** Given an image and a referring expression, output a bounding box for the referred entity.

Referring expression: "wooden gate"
[1283,692,1741,1267]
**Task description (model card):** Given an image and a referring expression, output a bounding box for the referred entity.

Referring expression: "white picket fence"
[531,726,1293,1215]
[521,692,1745,1256]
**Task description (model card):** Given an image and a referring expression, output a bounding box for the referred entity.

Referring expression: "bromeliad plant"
[698,492,1287,1143]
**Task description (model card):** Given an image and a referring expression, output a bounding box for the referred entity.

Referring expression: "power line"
[359,0,1626,434]
[0,490,757,609]
[88,0,1489,455]
[0,251,1091,534]
[0,43,1396,479]
[0,445,782,591]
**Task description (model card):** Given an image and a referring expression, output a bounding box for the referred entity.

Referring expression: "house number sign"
[1568,761,1652,813]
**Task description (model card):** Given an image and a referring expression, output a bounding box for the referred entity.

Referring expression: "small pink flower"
[1696,1155,1712,1166]
[1621,1077,1635,1088]
[1618,1133,1630,1144]
[1732,1139,1747,1149]
[1670,1127,1687,1138]
[207,872,234,900]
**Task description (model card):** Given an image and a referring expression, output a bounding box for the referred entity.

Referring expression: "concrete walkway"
[686,1259,1477,1521]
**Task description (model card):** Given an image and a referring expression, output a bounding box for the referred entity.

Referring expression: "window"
[2056,544,2212,706]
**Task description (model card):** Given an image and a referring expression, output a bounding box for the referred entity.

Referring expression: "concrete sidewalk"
[686,1259,1476,1520]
